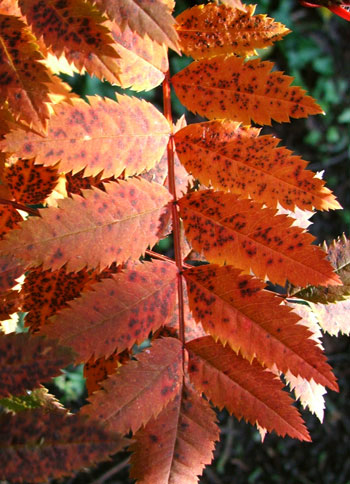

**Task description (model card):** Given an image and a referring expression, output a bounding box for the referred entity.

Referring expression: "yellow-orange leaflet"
[174,120,341,211]
[172,56,323,125]
[176,4,290,59]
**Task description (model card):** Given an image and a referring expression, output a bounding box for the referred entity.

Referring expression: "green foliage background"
[55,1,350,483]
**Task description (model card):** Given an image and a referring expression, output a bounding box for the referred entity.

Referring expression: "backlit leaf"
[184,264,338,390]
[172,57,323,125]
[176,4,289,60]
[5,159,58,204]
[42,260,178,362]
[19,0,121,84]
[0,14,51,130]
[0,409,127,483]
[0,333,75,397]
[0,178,171,271]
[286,371,326,423]
[0,255,24,292]
[0,289,22,321]
[130,383,219,484]
[110,22,168,91]
[310,299,350,336]
[179,190,341,287]
[95,0,179,52]
[293,235,350,303]
[81,337,183,434]
[174,120,340,211]
[187,337,310,441]
[0,96,170,178]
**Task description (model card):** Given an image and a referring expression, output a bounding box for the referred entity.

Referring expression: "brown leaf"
[0,333,75,397]
[0,409,127,483]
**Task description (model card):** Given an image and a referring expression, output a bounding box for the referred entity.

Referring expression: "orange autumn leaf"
[184,264,338,390]
[0,96,170,178]
[0,14,51,130]
[81,337,183,435]
[0,333,75,397]
[18,0,121,84]
[174,120,340,211]
[42,261,178,362]
[0,255,24,292]
[5,158,58,204]
[187,336,310,441]
[0,178,171,271]
[176,4,289,60]
[130,383,219,484]
[179,190,341,287]
[95,0,179,52]
[110,22,168,91]
[172,56,323,125]
[0,409,127,483]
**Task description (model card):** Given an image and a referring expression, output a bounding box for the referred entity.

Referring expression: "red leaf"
[0,333,75,397]
[42,260,178,362]
[179,189,341,287]
[130,383,219,484]
[0,178,171,271]
[184,264,338,390]
[81,337,183,434]
[187,337,311,441]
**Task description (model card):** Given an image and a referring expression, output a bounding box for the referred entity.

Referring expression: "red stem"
[162,70,186,351]
[0,198,40,216]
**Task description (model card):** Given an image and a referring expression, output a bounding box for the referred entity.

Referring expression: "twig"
[0,198,40,216]
[90,457,130,484]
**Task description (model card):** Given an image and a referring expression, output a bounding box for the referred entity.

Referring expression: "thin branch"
[90,457,130,484]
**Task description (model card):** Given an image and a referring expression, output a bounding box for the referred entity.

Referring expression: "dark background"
[57,1,350,483]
